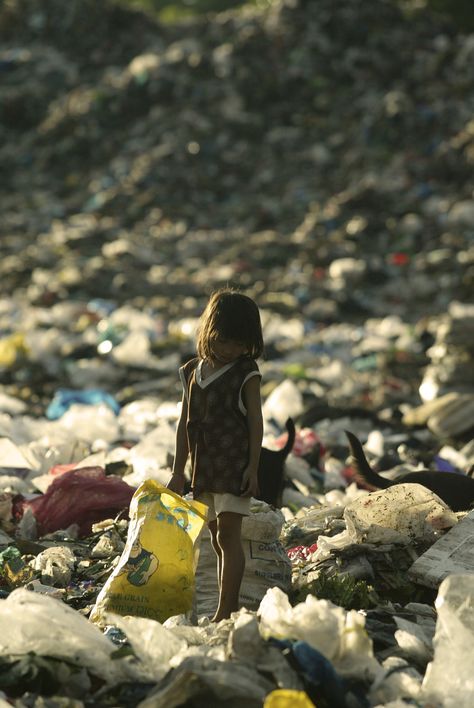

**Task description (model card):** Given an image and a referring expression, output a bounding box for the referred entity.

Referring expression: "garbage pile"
[1,0,473,315]
[0,0,474,705]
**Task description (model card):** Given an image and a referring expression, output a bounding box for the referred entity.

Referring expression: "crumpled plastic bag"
[258,587,380,680]
[24,466,135,537]
[344,483,458,545]
[369,657,423,706]
[0,588,122,684]
[90,481,207,624]
[242,500,285,542]
[105,613,188,683]
[421,574,474,707]
[138,654,275,708]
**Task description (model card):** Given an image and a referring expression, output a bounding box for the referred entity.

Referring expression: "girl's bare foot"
[210,610,231,623]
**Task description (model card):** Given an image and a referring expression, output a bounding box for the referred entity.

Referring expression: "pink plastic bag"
[25,467,135,537]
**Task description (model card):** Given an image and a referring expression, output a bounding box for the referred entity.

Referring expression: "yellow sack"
[90,481,207,625]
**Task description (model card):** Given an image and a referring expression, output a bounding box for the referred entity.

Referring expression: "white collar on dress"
[196,359,237,388]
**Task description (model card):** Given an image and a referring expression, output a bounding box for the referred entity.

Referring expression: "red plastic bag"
[25,467,135,537]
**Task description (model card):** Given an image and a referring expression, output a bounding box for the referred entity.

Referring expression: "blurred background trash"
[46,388,121,420]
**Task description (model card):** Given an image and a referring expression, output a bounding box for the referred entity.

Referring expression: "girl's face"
[210,337,247,364]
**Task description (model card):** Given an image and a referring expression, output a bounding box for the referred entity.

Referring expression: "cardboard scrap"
[409,510,474,588]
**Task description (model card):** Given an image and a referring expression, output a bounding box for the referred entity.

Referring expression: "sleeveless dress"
[179,356,261,497]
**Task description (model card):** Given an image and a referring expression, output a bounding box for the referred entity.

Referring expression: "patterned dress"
[179,356,261,497]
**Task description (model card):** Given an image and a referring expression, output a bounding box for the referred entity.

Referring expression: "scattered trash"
[0,0,472,704]
[258,586,380,681]
[31,545,76,587]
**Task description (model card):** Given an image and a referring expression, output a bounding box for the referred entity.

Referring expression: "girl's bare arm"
[167,392,189,494]
[241,375,263,496]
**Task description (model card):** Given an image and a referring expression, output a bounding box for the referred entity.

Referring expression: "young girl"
[167,288,264,622]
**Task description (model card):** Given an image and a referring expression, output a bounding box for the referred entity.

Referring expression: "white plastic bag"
[258,587,380,680]
[262,379,303,427]
[125,422,177,486]
[344,483,458,545]
[241,500,285,543]
[422,574,474,707]
[0,588,121,683]
[58,403,119,444]
[106,613,188,682]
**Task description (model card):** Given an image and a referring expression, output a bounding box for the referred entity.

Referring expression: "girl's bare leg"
[208,519,222,590]
[211,511,244,622]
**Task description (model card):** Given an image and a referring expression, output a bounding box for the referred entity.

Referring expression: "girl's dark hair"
[196,289,264,360]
